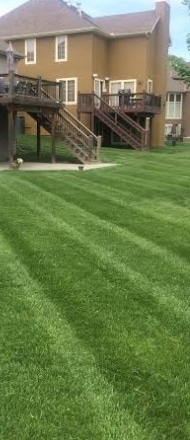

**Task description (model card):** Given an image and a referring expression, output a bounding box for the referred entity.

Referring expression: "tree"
[170,0,190,86]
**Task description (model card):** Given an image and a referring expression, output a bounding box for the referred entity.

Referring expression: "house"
[165,65,190,141]
[0,0,170,155]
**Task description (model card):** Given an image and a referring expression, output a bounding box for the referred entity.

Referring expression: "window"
[165,123,181,137]
[166,93,183,119]
[165,124,172,136]
[55,36,68,61]
[25,39,36,64]
[57,78,77,104]
[109,79,137,106]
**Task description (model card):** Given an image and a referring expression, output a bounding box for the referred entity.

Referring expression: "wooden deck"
[78,92,162,115]
[0,72,63,110]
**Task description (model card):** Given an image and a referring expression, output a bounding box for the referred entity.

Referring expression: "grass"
[1,143,190,439]
[16,134,78,163]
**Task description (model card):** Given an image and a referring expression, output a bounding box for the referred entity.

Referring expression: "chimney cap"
[76,2,82,15]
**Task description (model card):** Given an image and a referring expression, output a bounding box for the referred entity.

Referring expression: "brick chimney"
[151,0,170,146]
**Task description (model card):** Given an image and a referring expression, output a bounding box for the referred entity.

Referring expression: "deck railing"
[78,92,161,113]
[0,72,63,103]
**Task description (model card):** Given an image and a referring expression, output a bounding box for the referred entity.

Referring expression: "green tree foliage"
[170,1,190,86]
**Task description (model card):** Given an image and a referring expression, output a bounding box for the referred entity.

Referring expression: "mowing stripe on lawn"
[1,147,190,439]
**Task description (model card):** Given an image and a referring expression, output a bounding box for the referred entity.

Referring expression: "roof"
[0,0,97,40]
[0,0,160,40]
[0,39,8,52]
[94,11,159,36]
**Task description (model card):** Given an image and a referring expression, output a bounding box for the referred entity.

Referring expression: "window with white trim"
[25,39,36,64]
[109,80,137,106]
[166,93,183,119]
[55,36,68,61]
[165,123,181,136]
[57,78,77,104]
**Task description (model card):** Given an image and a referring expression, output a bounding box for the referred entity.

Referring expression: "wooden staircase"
[28,108,101,164]
[94,94,147,150]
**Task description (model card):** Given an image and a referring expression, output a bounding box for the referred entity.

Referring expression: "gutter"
[150,16,160,33]
[1,25,158,41]
[1,26,107,40]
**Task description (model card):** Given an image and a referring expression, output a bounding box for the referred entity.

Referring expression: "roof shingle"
[0,0,96,39]
[0,0,160,40]
[94,11,159,36]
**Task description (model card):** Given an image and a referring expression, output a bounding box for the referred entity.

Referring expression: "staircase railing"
[78,92,161,114]
[93,94,146,149]
[30,108,101,161]
[39,86,101,159]
[56,109,101,160]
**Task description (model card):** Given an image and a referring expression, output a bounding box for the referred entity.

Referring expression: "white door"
[123,81,136,93]
[94,79,104,108]
[110,81,122,107]
[110,80,136,107]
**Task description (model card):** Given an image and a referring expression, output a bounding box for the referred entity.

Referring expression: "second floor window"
[166,93,183,119]
[25,38,36,64]
[55,36,68,62]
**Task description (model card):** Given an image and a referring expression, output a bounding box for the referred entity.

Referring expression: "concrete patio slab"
[0,162,116,172]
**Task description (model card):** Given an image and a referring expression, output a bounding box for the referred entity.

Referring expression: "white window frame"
[109,79,137,94]
[25,38,36,65]
[166,93,183,119]
[56,77,77,105]
[109,79,137,107]
[55,35,68,62]
[147,79,153,93]
[165,123,181,136]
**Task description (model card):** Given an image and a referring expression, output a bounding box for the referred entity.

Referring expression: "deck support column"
[145,117,151,149]
[51,112,56,163]
[8,108,14,163]
[90,112,94,133]
[37,122,41,159]
[13,110,17,158]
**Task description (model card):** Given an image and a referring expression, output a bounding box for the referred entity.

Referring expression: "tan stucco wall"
[14,33,93,91]
[14,33,94,134]
[108,36,148,93]
[92,35,109,80]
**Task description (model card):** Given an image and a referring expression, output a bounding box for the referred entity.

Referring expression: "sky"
[0,0,189,60]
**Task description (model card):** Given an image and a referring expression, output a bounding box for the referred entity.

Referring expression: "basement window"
[25,38,36,64]
[55,35,68,62]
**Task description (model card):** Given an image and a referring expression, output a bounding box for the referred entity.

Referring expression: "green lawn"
[1,144,190,440]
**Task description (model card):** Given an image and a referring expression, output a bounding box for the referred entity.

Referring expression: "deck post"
[8,108,14,163]
[96,136,102,161]
[145,117,151,149]
[8,71,14,98]
[59,81,64,104]
[77,92,81,121]
[51,112,56,163]
[13,110,17,157]
[37,122,41,158]
[90,112,94,133]
[37,76,42,99]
